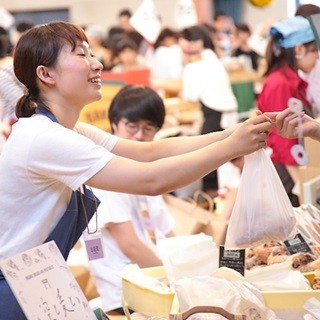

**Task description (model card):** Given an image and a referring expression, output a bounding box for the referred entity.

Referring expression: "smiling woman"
[0,21,272,319]
[14,23,104,125]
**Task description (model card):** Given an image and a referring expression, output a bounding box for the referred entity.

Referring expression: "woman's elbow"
[142,180,171,196]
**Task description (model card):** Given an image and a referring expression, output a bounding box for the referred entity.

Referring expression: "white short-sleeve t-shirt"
[87,190,174,312]
[0,116,118,260]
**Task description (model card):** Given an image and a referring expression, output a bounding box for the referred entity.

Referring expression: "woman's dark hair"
[118,9,132,19]
[264,37,315,76]
[0,34,12,58]
[15,20,35,33]
[153,27,178,50]
[108,85,165,132]
[126,30,144,48]
[235,23,251,35]
[295,4,320,18]
[14,21,88,118]
[110,35,138,60]
[107,26,125,42]
[0,26,8,35]
[180,25,214,51]
[213,11,230,21]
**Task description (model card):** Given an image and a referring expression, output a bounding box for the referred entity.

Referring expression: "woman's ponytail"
[15,92,36,118]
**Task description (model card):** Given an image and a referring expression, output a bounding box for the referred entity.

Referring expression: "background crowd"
[0,2,320,316]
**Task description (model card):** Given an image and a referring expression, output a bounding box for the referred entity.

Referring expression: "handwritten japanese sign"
[0,241,96,320]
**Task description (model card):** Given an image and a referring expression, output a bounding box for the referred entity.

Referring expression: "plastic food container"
[122,267,320,319]
[122,266,177,318]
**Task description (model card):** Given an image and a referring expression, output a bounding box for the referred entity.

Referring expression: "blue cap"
[270,16,315,48]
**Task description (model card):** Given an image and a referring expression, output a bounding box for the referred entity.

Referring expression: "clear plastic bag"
[224,148,297,249]
[173,268,279,320]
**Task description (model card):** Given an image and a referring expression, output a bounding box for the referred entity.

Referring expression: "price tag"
[219,246,245,276]
[283,233,312,255]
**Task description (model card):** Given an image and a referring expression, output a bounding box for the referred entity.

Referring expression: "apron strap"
[0,107,100,319]
[35,105,58,122]
[44,186,100,260]
[35,106,101,259]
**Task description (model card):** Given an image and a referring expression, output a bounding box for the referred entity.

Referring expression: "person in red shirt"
[258,16,318,206]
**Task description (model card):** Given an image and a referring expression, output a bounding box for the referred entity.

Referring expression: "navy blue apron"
[0,106,100,319]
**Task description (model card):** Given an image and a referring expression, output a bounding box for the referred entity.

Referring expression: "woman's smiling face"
[50,41,103,107]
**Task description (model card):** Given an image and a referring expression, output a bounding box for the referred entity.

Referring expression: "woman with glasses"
[87,85,175,315]
[0,21,271,319]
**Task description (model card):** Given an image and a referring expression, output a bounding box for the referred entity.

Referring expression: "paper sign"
[174,0,198,30]
[0,241,96,320]
[129,0,161,44]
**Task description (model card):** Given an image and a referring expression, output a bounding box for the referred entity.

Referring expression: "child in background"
[111,35,147,72]
[231,23,261,71]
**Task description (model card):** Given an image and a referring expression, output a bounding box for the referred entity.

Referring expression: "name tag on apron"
[138,200,157,244]
[83,230,105,261]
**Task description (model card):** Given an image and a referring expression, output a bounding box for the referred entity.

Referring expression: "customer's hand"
[275,108,320,140]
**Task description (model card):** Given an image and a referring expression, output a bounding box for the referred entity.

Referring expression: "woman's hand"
[227,113,272,157]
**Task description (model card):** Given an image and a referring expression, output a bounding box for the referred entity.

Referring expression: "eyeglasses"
[121,120,159,136]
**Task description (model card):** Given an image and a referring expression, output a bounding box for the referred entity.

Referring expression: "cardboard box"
[299,166,320,203]
[305,137,320,168]
[163,194,231,246]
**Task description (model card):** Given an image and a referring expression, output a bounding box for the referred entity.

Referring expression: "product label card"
[0,241,96,320]
[219,246,245,276]
[284,233,312,254]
